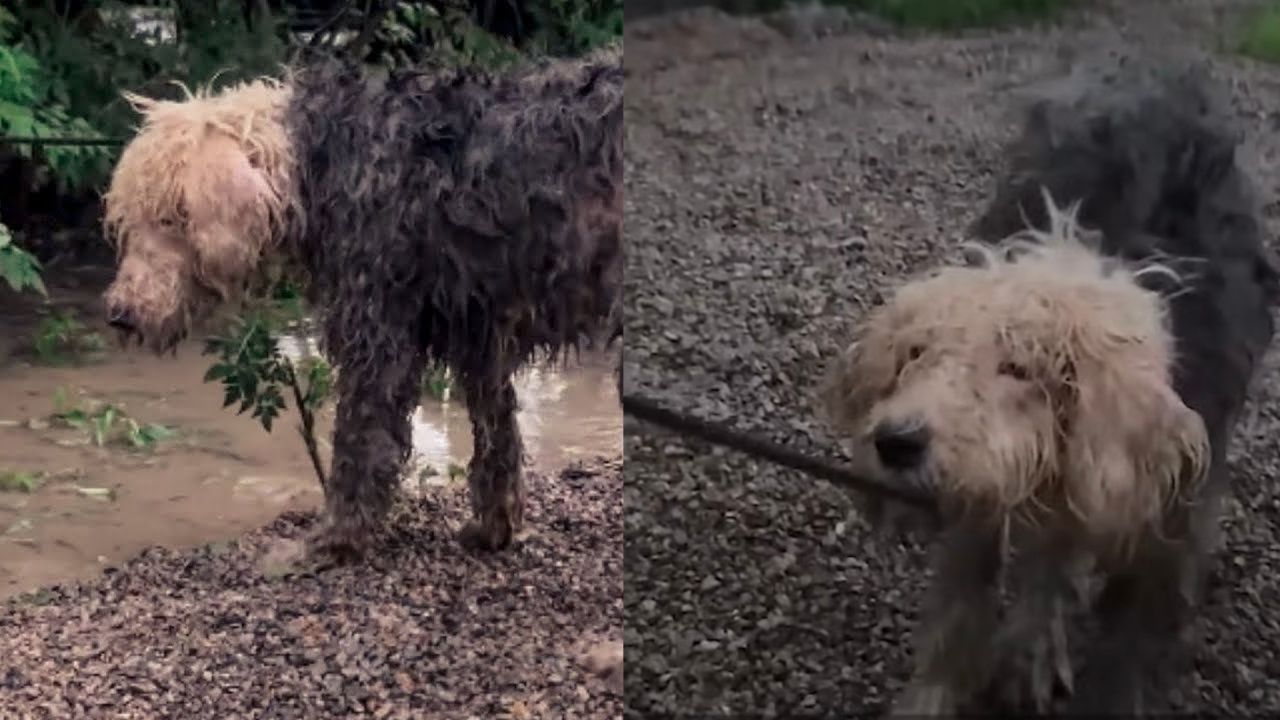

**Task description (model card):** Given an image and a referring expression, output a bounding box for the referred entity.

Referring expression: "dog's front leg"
[1068,531,1201,715]
[457,369,526,551]
[892,522,1002,718]
[990,531,1083,712]
[310,342,424,561]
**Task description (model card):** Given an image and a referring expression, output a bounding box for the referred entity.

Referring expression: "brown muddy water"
[0,270,621,598]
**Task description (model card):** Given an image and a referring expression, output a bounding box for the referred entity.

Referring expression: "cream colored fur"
[823,195,1209,554]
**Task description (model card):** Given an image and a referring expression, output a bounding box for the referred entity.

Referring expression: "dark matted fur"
[970,53,1278,714]
[283,52,623,553]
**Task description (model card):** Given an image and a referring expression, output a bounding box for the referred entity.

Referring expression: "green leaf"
[59,408,88,429]
[0,471,41,493]
[142,423,176,441]
[203,363,233,382]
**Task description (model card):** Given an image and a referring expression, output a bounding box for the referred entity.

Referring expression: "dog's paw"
[303,518,375,566]
[992,610,1073,713]
[457,515,529,552]
[1064,663,1146,717]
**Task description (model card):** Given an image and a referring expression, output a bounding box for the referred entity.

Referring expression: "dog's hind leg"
[892,521,1002,717]
[458,365,526,551]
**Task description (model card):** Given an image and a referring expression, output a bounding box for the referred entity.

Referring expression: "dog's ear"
[181,133,280,299]
[1059,354,1209,546]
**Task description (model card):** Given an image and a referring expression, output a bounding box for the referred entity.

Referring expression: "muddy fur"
[825,52,1277,717]
[102,48,622,555]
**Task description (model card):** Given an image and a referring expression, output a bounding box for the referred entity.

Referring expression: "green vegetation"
[0,219,46,296]
[856,0,1071,29]
[0,470,42,493]
[202,294,333,489]
[50,387,176,451]
[33,309,104,365]
[1240,3,1280,63]
[718,0,1072,28]
[422,363,453,402]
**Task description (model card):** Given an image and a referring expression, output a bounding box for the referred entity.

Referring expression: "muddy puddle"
[0,274,621,598]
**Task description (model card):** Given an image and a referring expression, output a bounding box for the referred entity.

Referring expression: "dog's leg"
[1068,457,1227,717]
[989,532,1082,713]
[1067,540,1192,716]
[892,521,1002,717]
[310,344,424,561]
[458,369,526,551]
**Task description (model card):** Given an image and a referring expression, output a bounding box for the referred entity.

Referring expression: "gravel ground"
[0,458,622,719]
[623,2,1280,717]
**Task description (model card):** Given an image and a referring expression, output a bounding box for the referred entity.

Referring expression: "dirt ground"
[623,1,1280,717]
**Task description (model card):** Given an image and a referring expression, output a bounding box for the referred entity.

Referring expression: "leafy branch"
[0,219,47,296]
[202,304,333,492]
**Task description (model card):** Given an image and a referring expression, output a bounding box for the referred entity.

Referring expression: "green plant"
[0,220,46,296]
[32,309,104,365]
[203,309,333,490]
[0,470,42,493]
[530,0,623,56]
[0,6,116,193]
[421,362,453,402]
[852,0,1070,28]
[373,1,524,71]
[1240,3,1280,63]
[50,387,176,451]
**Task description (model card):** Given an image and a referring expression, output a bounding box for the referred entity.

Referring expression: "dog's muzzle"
[106,303,138,333]
[873,417,931,470]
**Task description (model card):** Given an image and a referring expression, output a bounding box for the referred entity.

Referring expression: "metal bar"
[621,392,935,508]
[0,137,129,147]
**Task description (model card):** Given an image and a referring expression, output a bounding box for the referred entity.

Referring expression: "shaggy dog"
[101,47,623,557]
[823,55,1277,716]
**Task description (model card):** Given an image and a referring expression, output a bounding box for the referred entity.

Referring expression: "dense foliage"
[0,0,622,260]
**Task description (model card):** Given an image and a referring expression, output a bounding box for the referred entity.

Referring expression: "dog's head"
[102,80,294,353]
[823,201,1209,545]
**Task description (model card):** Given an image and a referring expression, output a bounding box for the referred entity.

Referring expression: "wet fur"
[286,51,622,553]
[825,53,1277,716]
[103,48,623,554]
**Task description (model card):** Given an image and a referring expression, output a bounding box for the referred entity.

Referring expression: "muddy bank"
[0,270,621,599]
[0,457,622,718]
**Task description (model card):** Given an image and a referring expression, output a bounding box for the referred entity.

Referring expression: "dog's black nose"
[106,304,136,332]
[873,418,931,470]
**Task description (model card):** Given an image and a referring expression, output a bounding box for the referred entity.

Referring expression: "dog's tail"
[971,51,1280,303]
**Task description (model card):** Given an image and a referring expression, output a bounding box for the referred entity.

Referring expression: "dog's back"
[972,53,1278,461]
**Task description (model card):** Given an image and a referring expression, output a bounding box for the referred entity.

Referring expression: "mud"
[0,267,621,599]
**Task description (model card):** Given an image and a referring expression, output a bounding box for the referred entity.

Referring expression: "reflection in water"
[277,334,621,480]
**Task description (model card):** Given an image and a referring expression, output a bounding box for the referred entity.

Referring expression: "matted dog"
[101,47,622,558]
[823,55,1278,715]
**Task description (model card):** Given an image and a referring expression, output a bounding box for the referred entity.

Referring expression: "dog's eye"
[998,361,1031,380]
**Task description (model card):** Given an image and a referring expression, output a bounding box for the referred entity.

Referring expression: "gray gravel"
[622,2,1280,716]
[0,459,623,718]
